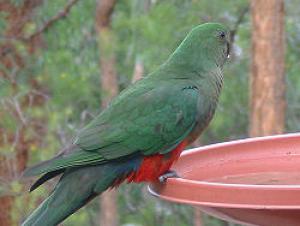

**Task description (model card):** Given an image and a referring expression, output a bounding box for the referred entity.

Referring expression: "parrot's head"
[170,23,230,70]
[197,23,230,66]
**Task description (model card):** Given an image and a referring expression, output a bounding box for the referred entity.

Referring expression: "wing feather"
[24,79,202,176]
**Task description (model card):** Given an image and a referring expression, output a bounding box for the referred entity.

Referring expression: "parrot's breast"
[189,106,216,143]
[126,140,188,183]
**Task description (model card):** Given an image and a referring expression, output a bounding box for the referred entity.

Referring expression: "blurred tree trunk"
[193,208,203,226]
[132,57,144,82]
[95,0,119,226]
[192,141,205,226]
[250,0,286,137]
[0,163,13,226]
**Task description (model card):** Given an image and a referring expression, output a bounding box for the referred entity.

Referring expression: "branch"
[25,0,80,41]
[12,97,27,125]
[95,0,117,30]
[230,5,250,45]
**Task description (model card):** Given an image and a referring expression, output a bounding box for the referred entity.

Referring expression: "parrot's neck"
[163,50,215,74]
[155,51,224,95]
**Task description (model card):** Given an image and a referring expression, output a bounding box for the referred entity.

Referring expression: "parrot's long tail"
[22,162,133,226]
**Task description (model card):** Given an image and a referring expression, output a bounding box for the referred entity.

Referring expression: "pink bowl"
[149,133,300,226]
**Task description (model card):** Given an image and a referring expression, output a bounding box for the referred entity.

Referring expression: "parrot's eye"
[218,31,226,39]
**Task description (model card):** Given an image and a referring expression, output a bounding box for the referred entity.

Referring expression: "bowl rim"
[149,132,300,209]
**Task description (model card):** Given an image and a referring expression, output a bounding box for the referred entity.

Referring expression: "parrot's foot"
[158,170,180,183]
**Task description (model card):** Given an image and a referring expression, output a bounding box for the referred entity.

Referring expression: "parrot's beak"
[226,42,230,59]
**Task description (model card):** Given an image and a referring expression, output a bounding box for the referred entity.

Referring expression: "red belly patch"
[126,140,187,183]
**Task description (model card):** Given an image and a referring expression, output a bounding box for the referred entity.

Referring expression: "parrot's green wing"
[24,78,208,176]
[77,79,201,156]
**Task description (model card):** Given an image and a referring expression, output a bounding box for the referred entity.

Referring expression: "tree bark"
[249,0,286,137]
[0,187,13,226]
[191,140,206,226]
[95,0,118,226]
[99,190,119,226]
[132,58,144,82]
[193,208,204,226]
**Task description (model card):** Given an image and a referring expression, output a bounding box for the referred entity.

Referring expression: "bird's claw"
[158,170,180,183]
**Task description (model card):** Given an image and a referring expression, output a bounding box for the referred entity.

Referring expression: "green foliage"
[285,1,300,132]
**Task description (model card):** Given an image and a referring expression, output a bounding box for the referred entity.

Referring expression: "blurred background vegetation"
[0,0,298,225]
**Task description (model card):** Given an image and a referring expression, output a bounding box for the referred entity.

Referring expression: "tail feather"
[29,169,65,192]
[23,150,105,177]
[21,157,142,226]
[22,164,119,226]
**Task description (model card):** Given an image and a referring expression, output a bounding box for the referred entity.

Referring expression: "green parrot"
[22,23,230,226]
